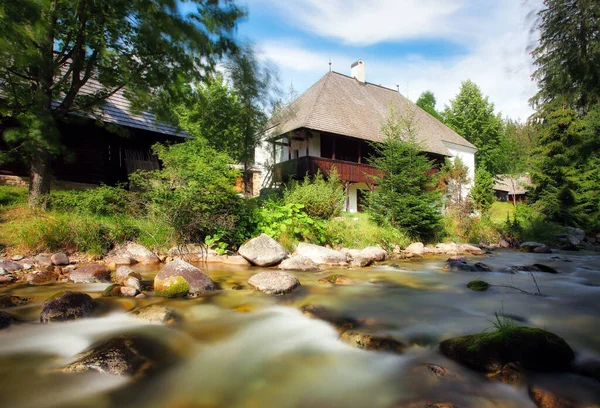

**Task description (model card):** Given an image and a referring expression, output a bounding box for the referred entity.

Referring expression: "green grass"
[489,201,518,224]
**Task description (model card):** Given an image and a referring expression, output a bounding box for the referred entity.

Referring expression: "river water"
[1,249,599,408]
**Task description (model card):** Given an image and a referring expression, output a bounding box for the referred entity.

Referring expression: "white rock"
[404,242,424,255]
[238,234,288,267]
[295,243,347,265]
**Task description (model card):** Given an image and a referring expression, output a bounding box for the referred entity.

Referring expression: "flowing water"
[1,249,600,407]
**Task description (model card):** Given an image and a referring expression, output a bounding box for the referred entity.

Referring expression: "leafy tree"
[225,45,277,196]
[416,91,444,122]
[367,106,442,241]
[444,80,505,175]
[531,0,600,113]
[437,157,470,205]
[470,168,495,213]
[0,0,244,208]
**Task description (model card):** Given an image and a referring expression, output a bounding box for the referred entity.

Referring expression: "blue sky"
[231,0,542,121]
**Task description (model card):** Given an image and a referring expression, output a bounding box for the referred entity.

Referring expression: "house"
[255,60,477,212]
[0,78,189,188]
[494,174,531,203]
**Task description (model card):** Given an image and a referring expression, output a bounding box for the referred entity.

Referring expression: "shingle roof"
[53,78,189,138]
[494,174,532,195]
[268,71,476,156]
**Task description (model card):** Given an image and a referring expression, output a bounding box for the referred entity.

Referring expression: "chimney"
[351,60,365,83]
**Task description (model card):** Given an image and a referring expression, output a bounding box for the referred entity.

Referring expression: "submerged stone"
[131,304,179,324]
[300,304,360,333]
[0,295,29,308]
[340,331,406,354]
[439,326,574,372]
[0,311,16,329]
[248,271,300,295]
[279,255,319,271]
[467,280,490,291]
[40,291,94,323]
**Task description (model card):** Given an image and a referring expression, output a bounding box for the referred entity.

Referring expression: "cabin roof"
[493,174,532,195]
[267,71,476,156]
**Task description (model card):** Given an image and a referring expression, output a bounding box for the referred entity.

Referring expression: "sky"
[234,0,543,121]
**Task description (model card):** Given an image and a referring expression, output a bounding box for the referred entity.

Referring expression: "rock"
[445,261,476,272]
[238,234,288,266]
[565,227,585,242]
[520,242,551,253]
[50,252,69,266]
[560,243,580,251]
[114,266,142,285]
[415,363,457,380]
[439,326,574,372]
[529,386,577,408]
[123,275,142,291]
[0,295,29,307]
[300,304,360,332]
[40,292,95,323]
[512,264,559,274]
[131,305,178,324]
[154,259,216,298]
[0,311,16,329]
[404,242,424,255]
[0,267,7,275]
[119,286,138,297]
[109,242,159,265]
[360,246,388,262]
[340,331,406,354]
[296,242,347,265]
[24,271,58,285]
[105,256,137,268]
[488,362,524,386]
[533,245,553,253]
[467,280,489,291]
[22,263,32,270]
[499,239,511,248]
[393,401,459,408]
[279,256,319,271]
[62,335,170,377]
[574,359,600,383]
[318,274,356,285]
[0,260,20,272]
[103,284,122,297]
[11,254,24,261]
[474,262,491,272]
[350,256,373,268]
[69,264,111,283]
[457,243,484,255]
[34,254,53,267]
[0,275,15,283]
[248,271,300,295]
[532,263,559,274]
[220,255,252,266]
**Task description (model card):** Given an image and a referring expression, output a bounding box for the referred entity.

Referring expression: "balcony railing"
[274,156,382,185]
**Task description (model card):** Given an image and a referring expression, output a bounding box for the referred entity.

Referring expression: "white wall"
[347,182,369,213]
[443,141,477,197]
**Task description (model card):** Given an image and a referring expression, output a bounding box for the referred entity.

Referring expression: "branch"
[490,284,545,297]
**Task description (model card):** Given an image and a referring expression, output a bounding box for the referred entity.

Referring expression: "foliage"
[255,201,327,248]
[531,0,600,113]
[444,80,506,175]
[367,106,442,242]
[438,157,470,205]
[416,91,444,121]
[283,169,345,219]
[470,169,495,213]
[0,0,244,206]
[49,185,136,216]
[129,137,245,249]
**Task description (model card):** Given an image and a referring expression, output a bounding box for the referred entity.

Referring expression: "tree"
[437,157,470,205]
[0,0,244,208]
[367,106,442,241]
[531,0,600,113]
[470,168,495,213]
[443,80,505,175]
[416,91,443,122]
[225,45,277,197]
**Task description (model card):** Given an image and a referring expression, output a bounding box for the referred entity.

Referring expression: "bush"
[323,213,410,251]
[50,185,136,216]
[471,169,495,213]
[283,169,345,219]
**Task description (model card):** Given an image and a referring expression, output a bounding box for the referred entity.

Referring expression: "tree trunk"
[28,149,52,209]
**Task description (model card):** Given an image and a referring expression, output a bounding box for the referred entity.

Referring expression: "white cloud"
[255,0,541,120]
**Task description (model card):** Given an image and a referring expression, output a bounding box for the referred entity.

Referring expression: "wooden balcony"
[274,156,382,185]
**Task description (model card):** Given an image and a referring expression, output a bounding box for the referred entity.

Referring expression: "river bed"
[1,249,599,407]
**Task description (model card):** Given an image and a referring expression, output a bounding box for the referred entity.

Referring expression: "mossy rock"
[439,326,574,372]
[102,284,122,297]
[154,276,190,298]
[467,280,489,291]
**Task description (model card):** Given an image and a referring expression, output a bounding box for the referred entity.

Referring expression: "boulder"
[109,242,159,265]
[104,256,137,268]
[40,292,95,323]
[11,254,24,261]
[62,335,171,377]
[0,275,15,283]
[119,287,138,297]
[114,266,142,285]
[154,259,216,298]
[439,326,574,372]
[528,386,578,408]
[404,242,424,255]
[350,256,373,268]
[221,255,252,266]
[0,267,7,275]
[123,275,142,291]
[34,254,53,267]
[0,260,21,272]
[467,280,490,291]
[0,295,29,308]
[69,264,111,283]
[360,246,388,262]
[50,252,69,266]
[248,271,300,295]
[0,311,16,329]
[102,284,122,297]
[238,234,288,266]
[278,256,319,271]
[296,242,347,265]
[340,331,406,354]
[24,271,58,285]
[520,242,552,253]
[131,304,179,324]
[488,362,525,386]
[445,261,476,272]
[533,245,553,253]
[565,226,585,242]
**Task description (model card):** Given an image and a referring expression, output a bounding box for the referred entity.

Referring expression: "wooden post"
[358,142,362,164]
[305,131,310,157]
[332,136,336,160]
[288,136,291,161]
[345,182,350,212]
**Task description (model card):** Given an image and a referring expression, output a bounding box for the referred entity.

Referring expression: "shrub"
[283,169,345,219]
[50,185,136,216]
[323,213,410,251]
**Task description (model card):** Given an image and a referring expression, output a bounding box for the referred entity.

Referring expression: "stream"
[1,249,599,407]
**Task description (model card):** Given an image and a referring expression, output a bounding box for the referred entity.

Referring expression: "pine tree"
[367,106,442,241]
[470,169,495,213]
